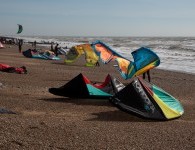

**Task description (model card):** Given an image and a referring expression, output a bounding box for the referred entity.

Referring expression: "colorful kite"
[0,63,27,74]
[49,74,184,120]
[49,73,123,98]
[23,49,60,60]
[91,41,160,80]
[64,44,99,66]
[111,76,184,120]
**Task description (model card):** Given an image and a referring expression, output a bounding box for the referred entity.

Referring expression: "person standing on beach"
[54,43,59,56]
[51,42,54,52]
[143,70,151,82]
[18,39,23,53]
[95,61,100,66]
[34,40,37,49]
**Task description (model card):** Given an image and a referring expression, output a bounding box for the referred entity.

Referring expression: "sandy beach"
[0,44,195,149]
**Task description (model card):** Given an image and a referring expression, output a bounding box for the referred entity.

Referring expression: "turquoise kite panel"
[153,85,184,114]
[87,84,112,97]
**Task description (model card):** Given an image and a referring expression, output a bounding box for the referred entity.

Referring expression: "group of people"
[18,40,60,57]
[51,42,59,56]
[143,70,151,82]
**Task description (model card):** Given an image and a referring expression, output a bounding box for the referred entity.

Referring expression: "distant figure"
[18,39,23,53]
[95,61,100,67]
[51,42,54,52]
[54,44,59,56]
[143,70,151,82]
[34,41,37,49]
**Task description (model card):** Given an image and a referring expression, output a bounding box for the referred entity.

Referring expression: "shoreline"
[157,67,195,76]
[0,44,195,149]
[2,36,195,74]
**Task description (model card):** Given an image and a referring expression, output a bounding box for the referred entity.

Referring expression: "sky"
[1,0,195,37]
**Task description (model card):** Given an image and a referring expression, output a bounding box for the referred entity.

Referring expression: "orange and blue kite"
[91,40,160,80]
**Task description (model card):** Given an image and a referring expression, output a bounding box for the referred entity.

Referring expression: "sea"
[16,36,195,75]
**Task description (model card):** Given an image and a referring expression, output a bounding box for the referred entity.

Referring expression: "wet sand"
[0,44,195,149]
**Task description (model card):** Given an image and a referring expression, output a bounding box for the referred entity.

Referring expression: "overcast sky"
[1,0,195,37]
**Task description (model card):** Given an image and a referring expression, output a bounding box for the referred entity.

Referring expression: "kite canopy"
[17,24,23,34]
[91,41,160,80]
[132,47,160,76]
[49,73,125,99]
[91,40,126,63]
[111,77,184,120]
[23,49,60,60]
[0,63,27,74]
[64,44,99,66]
[64,45,85,63]
[49,73,184,120]
[64,41,160,76]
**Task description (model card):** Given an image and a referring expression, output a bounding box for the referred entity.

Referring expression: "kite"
[64,44,99,66]
[49,73,125,98]
[91,41,160,80]
[64,41,160,79]
[17,24,23,34]
[91,40,126,63]
[49,73,184,120]
[111,76,184,120]
[131,47,160,75]
[23,49,60,60]
[0,63,27,74]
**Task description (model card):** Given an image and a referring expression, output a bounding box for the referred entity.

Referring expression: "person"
[95,61,100,66]
[34,40,37,49]
[54,43,59,56]
[143,70,151,82]
[51,42,54,52]
[18,39,23,53]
